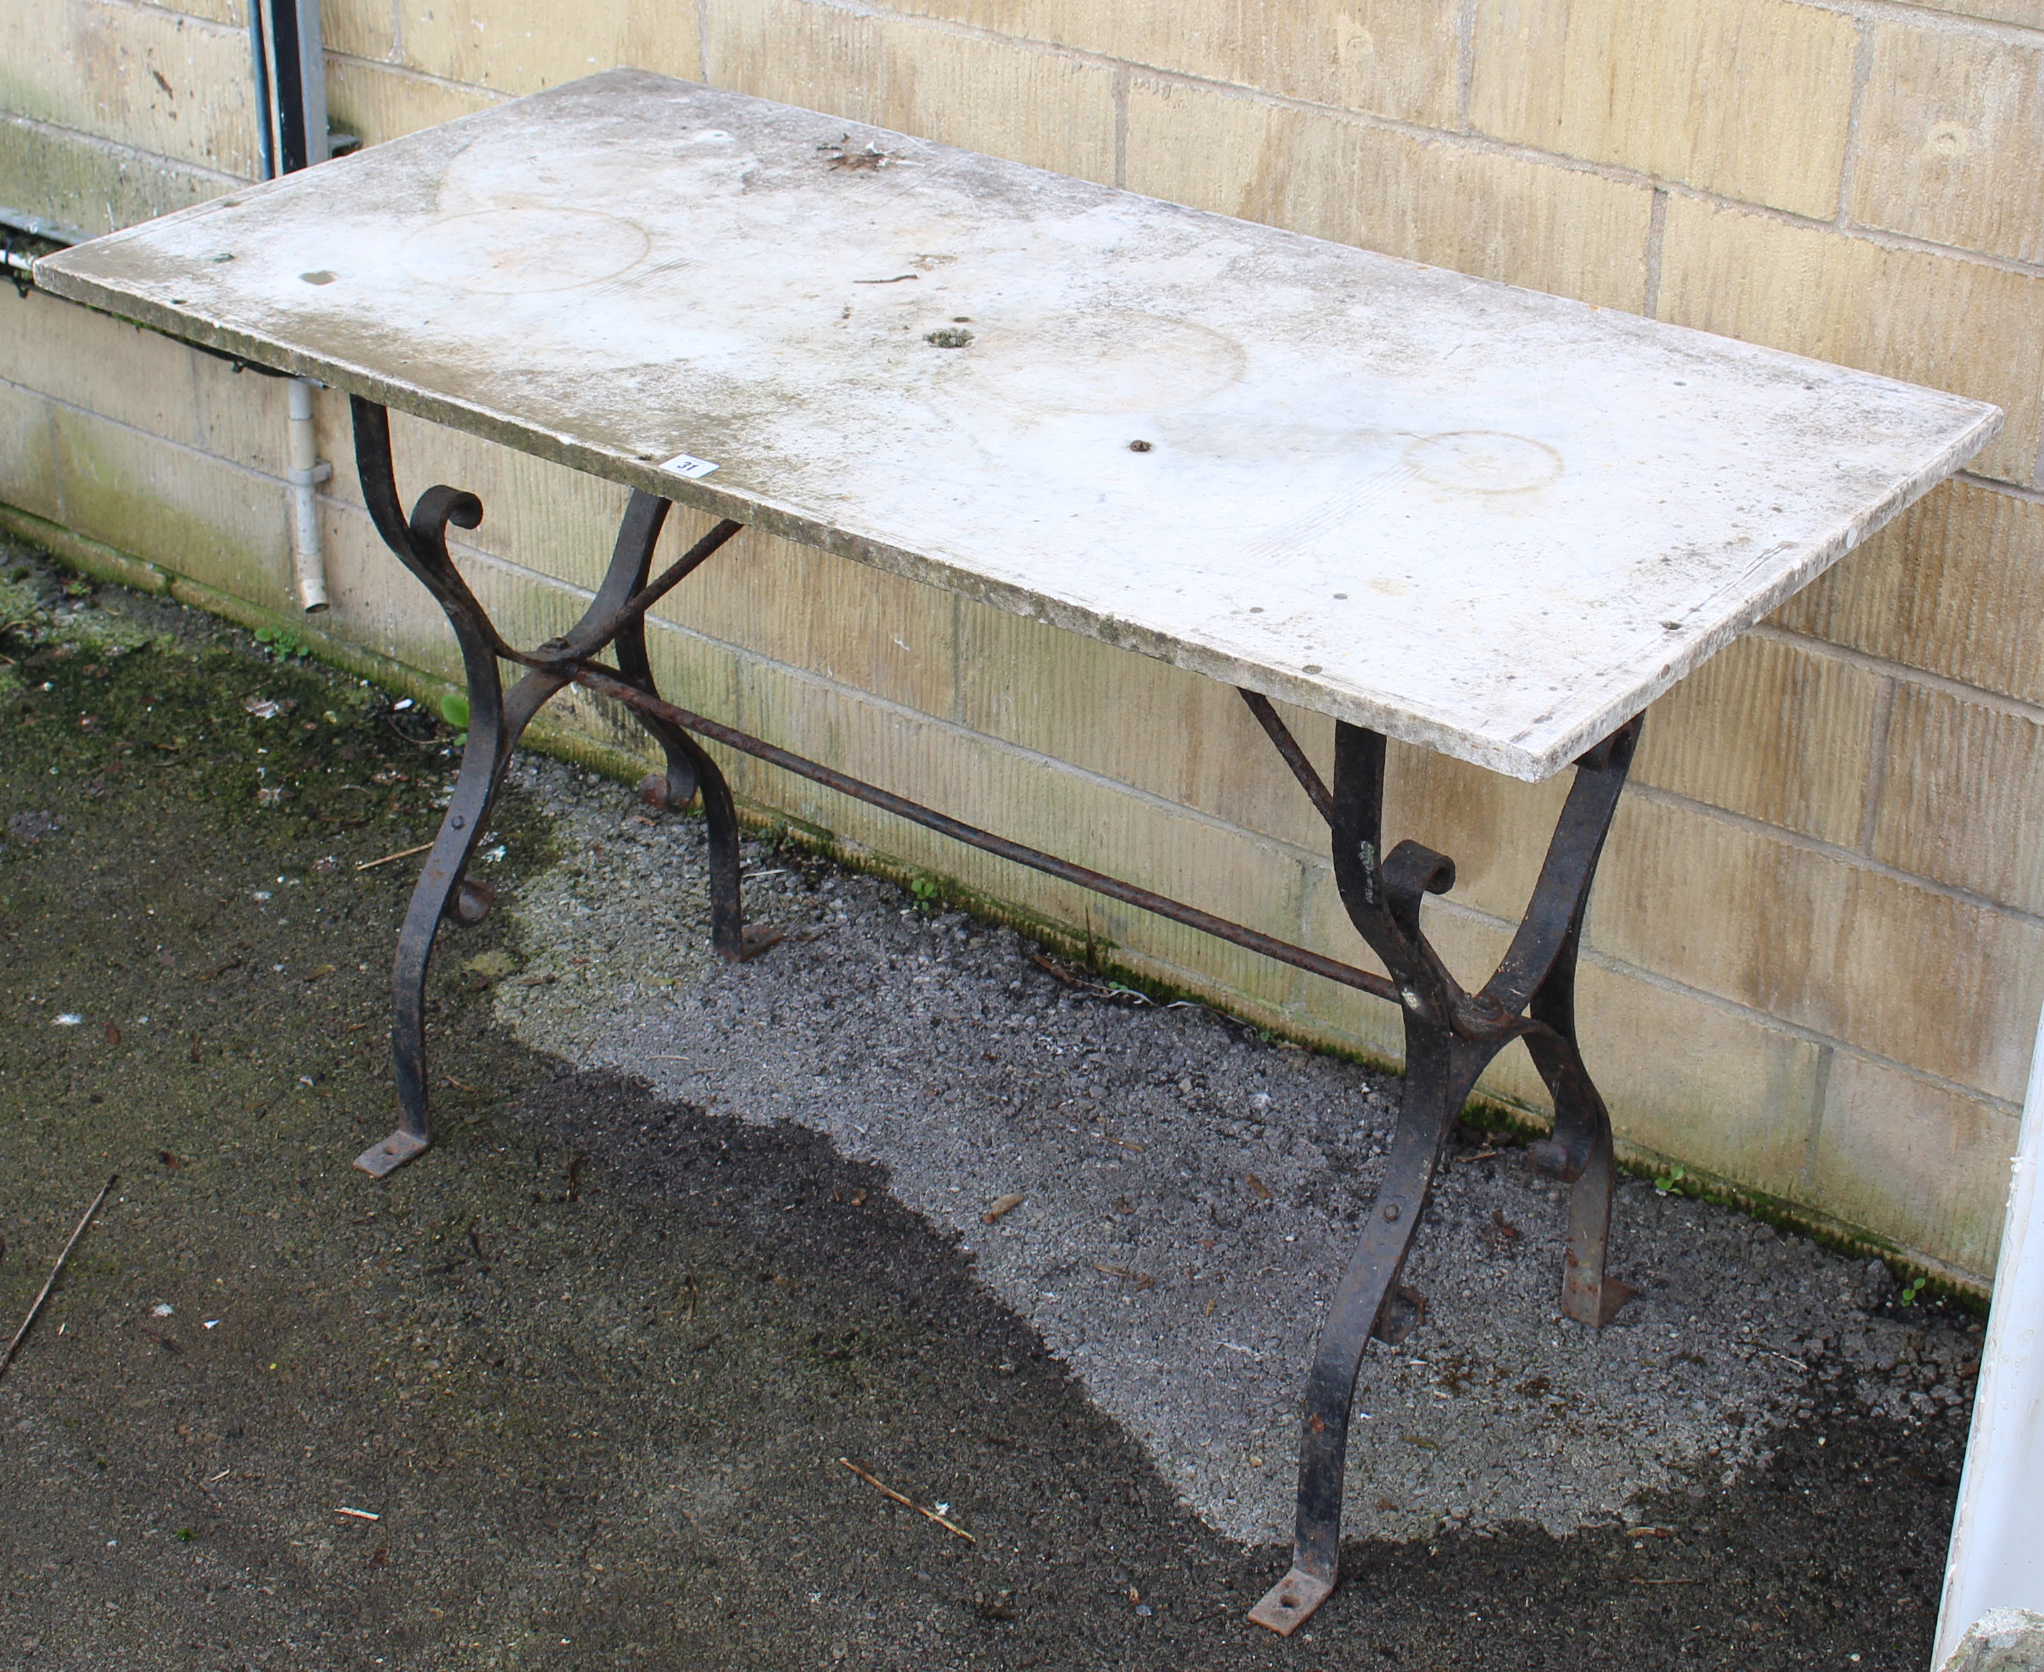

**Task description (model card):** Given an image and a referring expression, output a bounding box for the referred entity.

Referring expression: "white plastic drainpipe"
[1933,1002,2044,1666]
[252,0,332,613]
[286,376,332,613]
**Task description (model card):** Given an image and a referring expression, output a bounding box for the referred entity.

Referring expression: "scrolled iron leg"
[346,411,754,1176]
[357,666,577,1177]
[348,448,516,1175]
[1561,1116,1630,1328]
[1524,1002,1634,1326]
[1243,711,1641,1634]
[358,687,511,1177]
[635,733,750,962]
[617,612,701,816]
[1249,1028,1489,1635]
[668,727,758,963]
[610,607,769,963]
[1518,878,1636,1325]
[623,702,746,961]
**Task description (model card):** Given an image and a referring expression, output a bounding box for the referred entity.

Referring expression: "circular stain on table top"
[961,311,1245,415]
[1405,430,1562,494]
[400,207,651,294]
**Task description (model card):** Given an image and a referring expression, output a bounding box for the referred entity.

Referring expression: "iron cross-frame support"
[346,398,1641,1636]
[1241,701,1641,1633]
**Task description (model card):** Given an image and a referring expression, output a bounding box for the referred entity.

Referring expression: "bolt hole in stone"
[1281,1594,1298,1610]
[1128,439,1153,452]
[925,327,974,348]
[298,271,335,285]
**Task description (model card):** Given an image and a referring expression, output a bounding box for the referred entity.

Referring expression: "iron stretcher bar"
[559,658,1400,1008]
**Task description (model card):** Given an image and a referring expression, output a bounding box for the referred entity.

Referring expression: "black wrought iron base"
[1246,716,1641,1634]
[345,397,1642,1632]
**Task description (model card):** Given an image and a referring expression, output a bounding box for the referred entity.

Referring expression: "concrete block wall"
[3,0,2041,1288]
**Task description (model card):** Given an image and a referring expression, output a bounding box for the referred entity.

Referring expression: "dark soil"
[0,555,1968,1670]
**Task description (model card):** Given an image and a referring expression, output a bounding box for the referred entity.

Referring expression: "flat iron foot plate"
[355,1129,430,1177]
[1248,1567,1335,1636]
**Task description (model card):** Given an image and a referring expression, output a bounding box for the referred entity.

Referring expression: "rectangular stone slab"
[34,70,2000,780]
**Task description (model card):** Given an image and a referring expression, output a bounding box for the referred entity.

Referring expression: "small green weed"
[174,1527,195,1543]
[253,624,308,659]
[908,877,939,906]
[1653,1164,1688,1196]
[439,692,471,730]
[1899,1274,1928,1307]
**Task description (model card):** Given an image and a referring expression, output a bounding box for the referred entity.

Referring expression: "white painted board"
[36,71,2000,779]
[1936,1006,2044,1668]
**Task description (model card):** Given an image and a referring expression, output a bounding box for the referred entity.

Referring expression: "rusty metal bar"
[1238,688,1335,824]
[616,517,745,625]
[560,658,1400,1007]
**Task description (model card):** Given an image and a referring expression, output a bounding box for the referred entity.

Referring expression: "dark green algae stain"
[0,560,1236,1670]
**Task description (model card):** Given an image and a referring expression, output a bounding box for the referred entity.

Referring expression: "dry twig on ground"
[0,1174,116,1382]
[837,1458,976,1542]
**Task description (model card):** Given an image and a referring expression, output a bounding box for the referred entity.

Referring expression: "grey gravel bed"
[473,754,1981,1548]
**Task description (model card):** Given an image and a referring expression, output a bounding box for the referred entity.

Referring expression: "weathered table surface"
[36,70,1999,779]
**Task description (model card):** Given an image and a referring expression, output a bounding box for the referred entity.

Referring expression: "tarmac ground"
[0,547,1980,1670]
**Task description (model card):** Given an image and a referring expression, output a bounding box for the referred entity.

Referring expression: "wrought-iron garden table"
[36,71,1999,1634]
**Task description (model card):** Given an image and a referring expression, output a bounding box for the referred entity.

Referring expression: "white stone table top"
[36,70,1999,779]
